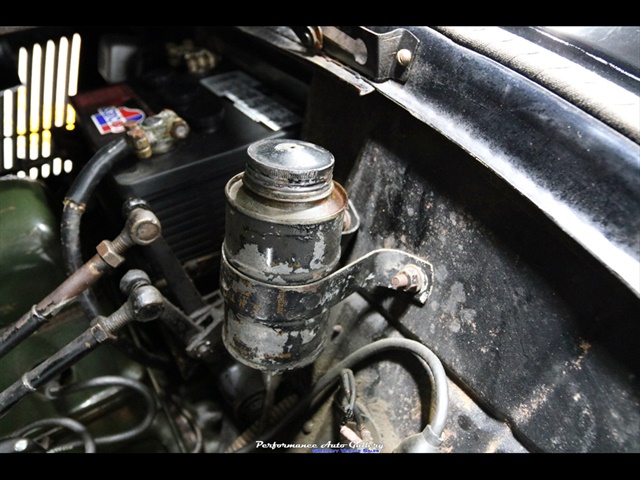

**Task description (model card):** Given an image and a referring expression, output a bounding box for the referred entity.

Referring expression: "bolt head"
[131,285,165,322]
[127,209,162,245]
[119,269,151,295]
[396,49,412,67]
[171,120,190,139]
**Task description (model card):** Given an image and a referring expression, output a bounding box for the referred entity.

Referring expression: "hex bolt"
[396,48,412,67]
[391,264,426,293]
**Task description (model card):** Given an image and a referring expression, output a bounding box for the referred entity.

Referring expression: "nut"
[125,122,152,159]
[96,240,125,268]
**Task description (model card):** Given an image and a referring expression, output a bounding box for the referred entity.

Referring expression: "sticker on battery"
[200,71,301,131]
[91,106,145,135]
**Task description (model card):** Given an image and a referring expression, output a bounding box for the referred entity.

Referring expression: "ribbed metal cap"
[243,139,335,202]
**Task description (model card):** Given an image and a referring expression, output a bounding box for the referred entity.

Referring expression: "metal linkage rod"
[0,281,164,417]
[0,206,161,360]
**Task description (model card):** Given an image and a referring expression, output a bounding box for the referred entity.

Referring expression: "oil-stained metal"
[222,139,349,371]
[124,109,190,159]
[221,248,434,370]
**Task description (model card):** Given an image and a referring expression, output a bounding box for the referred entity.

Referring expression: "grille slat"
[1,34,80,179]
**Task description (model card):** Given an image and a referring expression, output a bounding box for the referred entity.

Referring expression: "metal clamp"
[296,26,420,83]
[220,248,434,323]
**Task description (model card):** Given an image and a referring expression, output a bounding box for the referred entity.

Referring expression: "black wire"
[45,375,157,452]
[336,368,356,422]
[64,138,131,207]
[11,417,97,453]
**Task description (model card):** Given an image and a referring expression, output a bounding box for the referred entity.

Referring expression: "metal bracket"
[315,26,420,83]
[220,248,434,323]
[290,26,324,50]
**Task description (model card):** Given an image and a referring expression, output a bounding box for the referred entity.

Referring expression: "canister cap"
[244,139,335,202]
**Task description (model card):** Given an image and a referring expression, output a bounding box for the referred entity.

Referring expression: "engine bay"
[0,26,638,454]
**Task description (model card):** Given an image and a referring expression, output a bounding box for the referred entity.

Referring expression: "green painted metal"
[0,177,66,327]
[0,177,145,442]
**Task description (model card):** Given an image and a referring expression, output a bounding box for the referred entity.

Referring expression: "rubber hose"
[12,417,97,453]
[60,137,131,320]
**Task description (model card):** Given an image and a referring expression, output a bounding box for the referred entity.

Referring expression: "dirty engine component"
[0,25,637,455]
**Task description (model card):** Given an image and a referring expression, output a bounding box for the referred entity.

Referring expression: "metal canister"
[222,138,348,371]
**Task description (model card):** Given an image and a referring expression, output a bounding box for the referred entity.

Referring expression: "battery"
[74,69,302,292]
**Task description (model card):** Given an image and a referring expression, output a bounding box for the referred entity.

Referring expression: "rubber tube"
[12,417,97,453]
[60,137,131,320]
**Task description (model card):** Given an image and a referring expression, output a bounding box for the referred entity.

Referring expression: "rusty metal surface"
[220,248,434,323]
[220,248,434,372]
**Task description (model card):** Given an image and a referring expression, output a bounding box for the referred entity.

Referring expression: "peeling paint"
[309,233,326,270]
